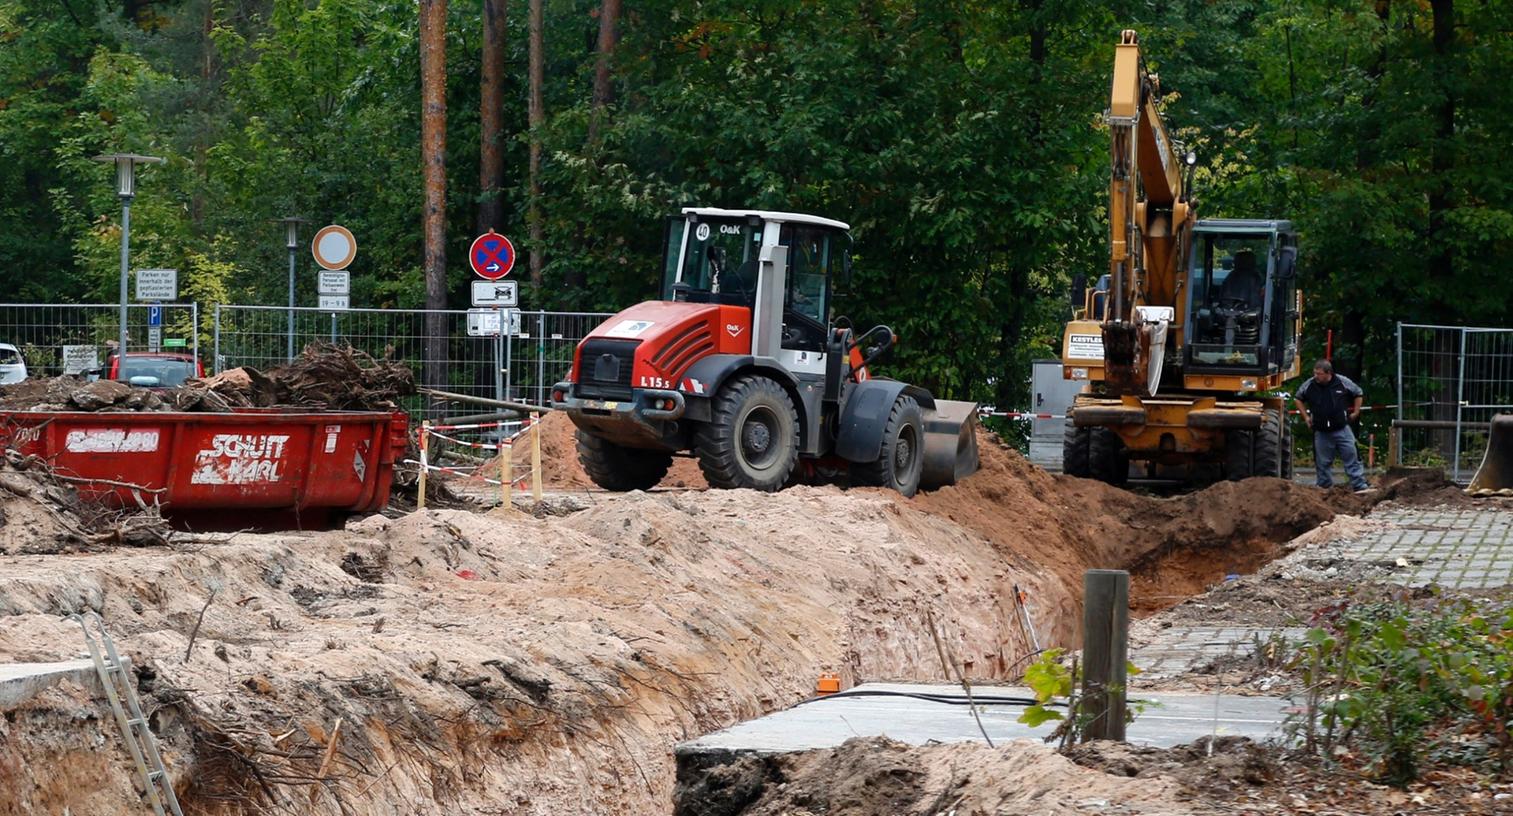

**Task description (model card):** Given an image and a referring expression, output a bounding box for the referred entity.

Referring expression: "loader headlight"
[1240,378,1257,390]
[1071,367,1089,380]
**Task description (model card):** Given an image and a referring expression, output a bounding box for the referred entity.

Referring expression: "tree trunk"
[527,0,545,286]
[1427,0,1454,320]
[420,0,449,389]
[587,0,621,146]
[478,0,507,234]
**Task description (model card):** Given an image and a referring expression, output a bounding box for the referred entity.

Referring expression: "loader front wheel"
[1063,420,1091,477]
[851,395,925,497]
[1252,410,1284,478]
[1088,428,1129,486]
[696,375,799,491]
[1225,428,1256,480]
[576,430,673,491]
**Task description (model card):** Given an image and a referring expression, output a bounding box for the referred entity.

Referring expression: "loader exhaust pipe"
[920,399,980,489]
[1467,414,1513,497]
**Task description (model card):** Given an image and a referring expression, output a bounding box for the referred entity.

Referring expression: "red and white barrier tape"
[403,459,534,487]
[979,411,1068,420]
[421,423,536,451]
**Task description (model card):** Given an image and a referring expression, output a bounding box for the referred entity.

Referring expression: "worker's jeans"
[1314,426,1369,490]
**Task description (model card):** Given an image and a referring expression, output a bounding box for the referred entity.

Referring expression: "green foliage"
[1019,647,1073,728]
[2,0,1511,409]
[1289,597,1513,785]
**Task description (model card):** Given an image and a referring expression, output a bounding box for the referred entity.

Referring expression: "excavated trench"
[0,425,1456,815]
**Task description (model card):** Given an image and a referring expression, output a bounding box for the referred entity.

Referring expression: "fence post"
[417,420,430,510]
[505,319,513,402]
[212,305,222,374]
[531,411,543,502]
[537,311,546,407]
[1395,322,1403,428]
[1080,569,1130,742]
[1455,329,1468,483]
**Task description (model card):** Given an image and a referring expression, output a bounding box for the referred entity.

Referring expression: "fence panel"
[1397,322,1513,481]
[0,303,200,378]
[214,306,610,421]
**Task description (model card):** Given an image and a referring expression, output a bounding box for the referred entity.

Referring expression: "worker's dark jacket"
[1295,374,1363,433]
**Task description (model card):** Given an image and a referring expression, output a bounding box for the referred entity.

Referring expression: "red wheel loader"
[552,208,978,496]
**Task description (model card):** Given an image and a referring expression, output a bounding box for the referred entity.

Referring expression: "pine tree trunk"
[478,0,506,233]
[587,0,621,146]
[1427,0,1454,319]
[527,0,545,286]
[420,0,449,389]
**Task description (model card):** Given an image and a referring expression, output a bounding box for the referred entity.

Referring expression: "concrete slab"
[0,659,107,709]
[676,681,1290,757]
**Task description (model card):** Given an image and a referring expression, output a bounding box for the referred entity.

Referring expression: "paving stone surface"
[1335,507,1513,589]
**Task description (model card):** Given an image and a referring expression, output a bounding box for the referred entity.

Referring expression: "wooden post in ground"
[1080,569,1130,741]
[531,411,543,501]
[503,430,513,511]
[417,420,430,510]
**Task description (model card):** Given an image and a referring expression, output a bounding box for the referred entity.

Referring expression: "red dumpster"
[0,408,409,530]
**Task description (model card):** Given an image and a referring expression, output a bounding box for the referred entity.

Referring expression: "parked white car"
[0,343,27,385]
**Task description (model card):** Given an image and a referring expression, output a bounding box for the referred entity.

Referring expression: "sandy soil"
[0,431,1451,814]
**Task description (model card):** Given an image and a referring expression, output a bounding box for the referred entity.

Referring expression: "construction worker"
[1295,359,1371,492]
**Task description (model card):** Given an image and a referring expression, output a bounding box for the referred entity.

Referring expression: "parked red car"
[107,352,205,387]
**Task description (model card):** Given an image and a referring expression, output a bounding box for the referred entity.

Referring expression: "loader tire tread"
[576,430,672,492]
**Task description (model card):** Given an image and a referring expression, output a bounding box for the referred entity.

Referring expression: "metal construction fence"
[1397,322,1513,482]
[0,302,200,378]
[212,305,611,420]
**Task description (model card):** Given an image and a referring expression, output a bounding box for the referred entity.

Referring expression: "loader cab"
[661,207,850,362]
[1184,219,1298,376]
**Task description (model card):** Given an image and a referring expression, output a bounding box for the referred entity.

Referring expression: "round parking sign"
[470,231,516,280]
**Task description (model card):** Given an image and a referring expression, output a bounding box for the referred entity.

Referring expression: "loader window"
[1188,233,1272,368]
[671,217,762,306]
[778,224,834,352]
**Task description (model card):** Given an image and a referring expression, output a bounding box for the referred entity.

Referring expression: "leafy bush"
[1289,596,1513,785]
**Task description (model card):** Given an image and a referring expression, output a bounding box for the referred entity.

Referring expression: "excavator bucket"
[920,399,981,489]
[1467,414,1513,496]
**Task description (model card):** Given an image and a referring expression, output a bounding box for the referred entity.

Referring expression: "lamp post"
[93,153,164,381]
[276,216,308,362]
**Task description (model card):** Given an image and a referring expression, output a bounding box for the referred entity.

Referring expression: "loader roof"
[681,207,850,231]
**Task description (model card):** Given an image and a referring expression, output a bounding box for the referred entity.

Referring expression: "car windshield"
[123,357,196,386]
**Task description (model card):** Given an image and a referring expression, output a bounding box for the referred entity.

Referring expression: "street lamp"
[93,153,164,381]
[276,216,308,362]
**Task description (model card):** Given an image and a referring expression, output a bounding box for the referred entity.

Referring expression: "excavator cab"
[1185,219,1299,378]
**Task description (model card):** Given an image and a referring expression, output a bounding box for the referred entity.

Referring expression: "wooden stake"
[309,717,343,804]
[531,411,543,501]
[417,421,430,510]
[1080,569,1129,742]
[503,430,513,511]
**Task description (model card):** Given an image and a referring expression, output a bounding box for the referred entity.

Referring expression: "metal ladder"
[74,612,185,816]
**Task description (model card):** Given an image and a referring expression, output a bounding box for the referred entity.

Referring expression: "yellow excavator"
[1061,30,1303,485]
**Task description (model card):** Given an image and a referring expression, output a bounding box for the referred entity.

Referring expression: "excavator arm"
[1103,29,1196,396]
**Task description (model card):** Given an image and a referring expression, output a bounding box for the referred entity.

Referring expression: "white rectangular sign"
[467,308,521,337]
[471,279,518,307]
[62,345,99,375]
[148,325,162,352]
[135,269,177,301]
[317,270,350,295]
[319,294,349,311]
[1067,333,1105,360]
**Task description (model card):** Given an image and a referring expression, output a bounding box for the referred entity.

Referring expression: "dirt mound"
[907,433,1341,622]
[675,736,1196,816]
[470,410,708,490]
[0,344,413,414]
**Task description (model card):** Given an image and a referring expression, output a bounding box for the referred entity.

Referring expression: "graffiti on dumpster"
[190,433,292,485]
[64,428,160,453]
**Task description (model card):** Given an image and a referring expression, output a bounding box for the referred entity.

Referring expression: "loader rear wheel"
[696,375,799,491]
[1063,420,1092,477]
[1089,428,1129,486]
[576,430,673,492]
[851,395,925,497]
[1225,428,1256,480]
[1252,410,1284,478]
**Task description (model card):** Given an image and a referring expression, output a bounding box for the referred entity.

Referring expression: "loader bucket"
[920,399,981,489]
[1467,414,1513,496]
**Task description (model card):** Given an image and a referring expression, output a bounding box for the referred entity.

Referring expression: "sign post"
[311,226,356,345]
[469,231,517,402]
